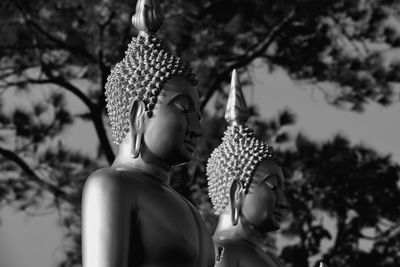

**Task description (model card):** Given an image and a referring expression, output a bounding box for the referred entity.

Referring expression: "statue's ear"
[129,99,146,158]
[229,179,245,226]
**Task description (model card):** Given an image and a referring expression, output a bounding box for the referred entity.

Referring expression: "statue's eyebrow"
[261,174,280,185]
[168,94,195,110]
[259,174,279,191]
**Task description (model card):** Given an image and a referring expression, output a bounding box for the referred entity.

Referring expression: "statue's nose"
[188,112,202,138]
[276,189,290,211]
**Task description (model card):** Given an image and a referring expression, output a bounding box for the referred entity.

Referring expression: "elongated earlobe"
[230,179,245,226]
[132,132,142,158]
[129,99,147,158]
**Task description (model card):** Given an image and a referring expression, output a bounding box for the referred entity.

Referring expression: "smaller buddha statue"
[206,69,290,267]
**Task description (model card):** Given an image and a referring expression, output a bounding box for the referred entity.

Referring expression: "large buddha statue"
[81,1,215,266]
[206,70,289,267]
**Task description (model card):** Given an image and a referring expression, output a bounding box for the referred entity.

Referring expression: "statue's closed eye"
[173,102,188,112]
[170,95,192,112]
[264,180,278,191]
[261,174,280,191]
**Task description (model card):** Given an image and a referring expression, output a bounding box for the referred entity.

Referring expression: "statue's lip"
[184,140,196,151]
[273,211,283,220]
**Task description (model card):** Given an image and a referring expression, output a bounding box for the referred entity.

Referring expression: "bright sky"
[250,64,400,163]
[0,206,65,267]
[1,64,399,267]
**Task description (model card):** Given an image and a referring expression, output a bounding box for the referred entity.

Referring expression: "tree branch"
[200,10,296,110]
[0,146,77,205]
[97,13,113,111]
[376,220,400,240]
[98,51,110,112]
[0,45,55,51]
[3,75,115,164]
[356,221,400,241]
[0,70,20,81]
[42,64,115,163]
[52,77,96,112]
[2,77,95,112]
[331,214,347,254]
[91,105,115,164]
[328,15,368,58]
[9,0,96,63]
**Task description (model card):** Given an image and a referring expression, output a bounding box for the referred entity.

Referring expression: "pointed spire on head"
[132,0,163,35]
[207,69,276,215]
[225,69,249,125]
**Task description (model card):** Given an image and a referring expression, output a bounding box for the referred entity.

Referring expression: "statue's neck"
[214,212,268,251]
[239,216,269,247]
[112,143,171,184]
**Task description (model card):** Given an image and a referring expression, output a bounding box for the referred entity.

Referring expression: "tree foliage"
[1,0,400,266]
[278,134,400,267]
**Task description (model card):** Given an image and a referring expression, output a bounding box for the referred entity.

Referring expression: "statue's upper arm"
[82,170,135,267]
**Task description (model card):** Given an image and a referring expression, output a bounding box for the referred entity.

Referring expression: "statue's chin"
[143,140,194,167]
[156,148,193,167]
[267,217,282,231]
[171,157,191,167]
[251,219,280,233]
[175,145,197,165]
[269,223,280,232]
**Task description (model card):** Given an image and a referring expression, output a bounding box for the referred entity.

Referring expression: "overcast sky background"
[0,63,399,267]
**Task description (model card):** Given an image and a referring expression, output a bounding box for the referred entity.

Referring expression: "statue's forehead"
[160,77,199,105]
[253,159,284,184]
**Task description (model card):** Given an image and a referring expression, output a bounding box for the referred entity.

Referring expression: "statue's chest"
[244,247,284,267]
[131,185,211,265]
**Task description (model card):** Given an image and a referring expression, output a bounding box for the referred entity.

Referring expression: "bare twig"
[200,10,296,110]
[0,45,55,51]
[41,62,115,163]
[2,71,115,164]
[0,69,20,81]
[328,15,368,58]
[51,77,96,112]
[1,77,95,112]
[0,146,77,205]
[0,64,38,72]
[376,220,400,240]
[97,11,114,111]
[357,221,400,241]
[9,0,96,63]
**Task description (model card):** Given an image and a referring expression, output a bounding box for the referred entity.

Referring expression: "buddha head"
[206,70,289,232]
[105,0,201,166]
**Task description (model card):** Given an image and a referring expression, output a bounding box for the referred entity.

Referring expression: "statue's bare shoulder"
[82,168,140,267]
[84,167,152,198]
[83,168,137,205]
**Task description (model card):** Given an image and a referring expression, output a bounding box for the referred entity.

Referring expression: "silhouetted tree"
[279,134,400,267]
[1,0,400,266]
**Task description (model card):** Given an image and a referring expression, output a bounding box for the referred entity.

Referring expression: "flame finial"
[132,0,163,35]
[224,69,249,125]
